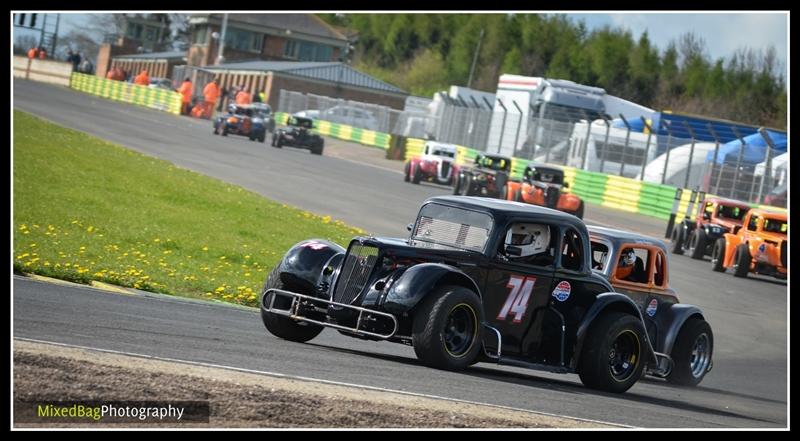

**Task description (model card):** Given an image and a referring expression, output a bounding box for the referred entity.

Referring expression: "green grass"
[13,110,367,306]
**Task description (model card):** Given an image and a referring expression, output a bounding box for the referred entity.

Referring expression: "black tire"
[711,238,726,272]
[260,266,324,343]
[412,163,422,184]
[221,128,228,137]
[249,135,256,142]
[500,183,509,200]
[213,125,219,135]
[404,162,411,183]
[689,228,707,260]
[733,243,751,278]
[666,318,713,387]
[574,200,585,219]
[412,285,484,371]
[513,187,522,203]
[452,174,461,194]
[462,174,473,196]
[671,226,685,255]
[271,135,276,147]
[259,132,266,143]
[311,139,324,155]
[578,311,646,393]
[275,137,283,148]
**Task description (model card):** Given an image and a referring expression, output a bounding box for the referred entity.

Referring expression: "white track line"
[13,337,632,428]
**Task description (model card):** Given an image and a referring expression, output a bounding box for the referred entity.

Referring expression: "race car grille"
[781,240,786,268]
[333,244,379,305]
[440,161,451,179]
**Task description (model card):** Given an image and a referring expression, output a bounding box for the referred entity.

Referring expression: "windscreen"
[410,203,493,253]
[717,205,747,220]
[763,218,787,235]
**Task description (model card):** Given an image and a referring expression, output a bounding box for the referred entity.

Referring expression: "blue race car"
[213,104,267,142]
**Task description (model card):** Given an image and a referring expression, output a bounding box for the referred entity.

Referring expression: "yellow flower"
[202,246,209,251]
[87,226,94,233]
[154,238,161,243]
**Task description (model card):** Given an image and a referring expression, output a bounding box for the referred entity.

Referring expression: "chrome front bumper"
[262,288,399,339]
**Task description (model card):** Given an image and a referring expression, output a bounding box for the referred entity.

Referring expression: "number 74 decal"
[497,275,536,323]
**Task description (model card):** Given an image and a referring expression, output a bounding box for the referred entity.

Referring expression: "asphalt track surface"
[13,80,788,427]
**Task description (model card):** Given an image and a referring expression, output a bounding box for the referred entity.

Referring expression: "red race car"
[404,141,459,186]
[505,164,584,219]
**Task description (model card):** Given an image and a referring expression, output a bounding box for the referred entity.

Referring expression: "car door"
[481,222,557,358]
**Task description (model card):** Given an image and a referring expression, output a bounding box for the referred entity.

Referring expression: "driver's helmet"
[616,248,636,280]
[505,223,550,257]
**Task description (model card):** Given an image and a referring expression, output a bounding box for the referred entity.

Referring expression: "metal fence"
[276,89,786,206]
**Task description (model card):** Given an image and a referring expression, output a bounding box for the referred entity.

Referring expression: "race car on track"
[671,196,750,259]
[260,195,671,393]
[213,104,268,142]
[505,164,585,219]
[710,208,787,279]
[588,225,713,386]
[453,154,512,198]
[271,116,324,155]
[404,141,459,186]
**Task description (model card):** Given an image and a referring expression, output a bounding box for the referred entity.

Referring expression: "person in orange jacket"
[133,70,150,86]
[202,79,221,119]
[177,78,193,115]
[27,47,39,59]
[235,86,252,105]
[38,47,47,59]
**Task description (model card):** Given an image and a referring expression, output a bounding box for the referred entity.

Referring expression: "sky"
[14,12,788,73]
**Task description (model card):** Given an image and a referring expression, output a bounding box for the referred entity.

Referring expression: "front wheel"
[711,238,726,272]
[578,312,646,393]
[671,227,685,255]
[733,243,751,278]
[405,162,411,183]
[412,163,422,184]
[689,228,707,260]
[666,318,713,387]
[412,285,484,371]
[260,266,324,343]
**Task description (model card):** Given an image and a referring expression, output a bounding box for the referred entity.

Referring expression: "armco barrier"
[274,112,391,150]
[70,73,182,114]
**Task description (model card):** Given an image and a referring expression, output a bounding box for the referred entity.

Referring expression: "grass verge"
[13,110,366,307]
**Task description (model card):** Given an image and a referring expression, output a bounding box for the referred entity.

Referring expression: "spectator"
[67,50,81,72]
[38,47,47,59]
[253,91,262,103]
[202,78,221,118]
[177,77,193,115]
[27,47,39,59]
[133,70,150,86]
[235,85,251,105]
[79,56,93,74]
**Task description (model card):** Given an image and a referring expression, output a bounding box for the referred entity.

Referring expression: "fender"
[652,303,706,355]
[722,232,742,267]
[278,239,345,296]
[506,180,522,201]
[572,292,658,369]
[381,263,481,315]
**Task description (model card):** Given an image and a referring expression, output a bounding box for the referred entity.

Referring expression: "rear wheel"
[671,227,685,255]
[501,184,510,200]
[260,266,324,343]
[711,238,726,272]
[259,132,266,143]
[311,139,324,155]
[667,318,713,387]
[404,162,411,183]
[513,187,523,202]
[412,286,484,371]
[689,228,707,260]
[578,312,646,393]
[412,163,422,184]
[221,127,228,136]
[452,174,461,194]
[733,243,751,278]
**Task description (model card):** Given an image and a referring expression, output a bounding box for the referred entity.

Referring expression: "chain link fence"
[277,89,786,206]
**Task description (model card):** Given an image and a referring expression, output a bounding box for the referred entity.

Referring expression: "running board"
[646,352,674,378]
[264,289,399,340]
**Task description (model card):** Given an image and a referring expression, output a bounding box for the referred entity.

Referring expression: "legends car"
[710,208,787,279]
[588,225,714,386]
[404,141,459,185]
[671,196,750,259]
[250,103,276,133]
[260,196,672,393]
[271,116,324,155]
[506,164,585,219]
[453,154,512,199]
[213,104,267,142]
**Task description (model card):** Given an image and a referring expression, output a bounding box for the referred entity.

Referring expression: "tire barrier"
[274,112,391,150]
[69,73,182,115]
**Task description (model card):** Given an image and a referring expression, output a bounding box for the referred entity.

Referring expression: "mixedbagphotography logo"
[15,400,210,424]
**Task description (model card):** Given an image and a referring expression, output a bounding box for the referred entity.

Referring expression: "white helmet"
[505,223,550,257]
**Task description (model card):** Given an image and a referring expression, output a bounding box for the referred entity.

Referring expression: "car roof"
[748,208,788,220]
[479,153,512,161]
[704,196,751,208]
[426,141,457,151]
[586,225,669,253]
[526,163,564,174]
[425,196,585,228]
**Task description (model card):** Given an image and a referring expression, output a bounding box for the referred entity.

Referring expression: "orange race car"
[505,164,584,219]
[711,208,787,279]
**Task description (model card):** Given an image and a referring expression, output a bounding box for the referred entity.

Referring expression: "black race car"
[260,196,670,393]
[271,116,324,155]
[453,154,512,198]
[213,104,267,142]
